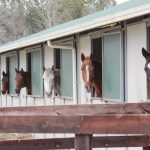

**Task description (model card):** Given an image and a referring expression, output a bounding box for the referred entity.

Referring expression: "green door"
[103,33,122,100]
[61,49,73,97]
[31,50,43,95]
[9,55,18,94]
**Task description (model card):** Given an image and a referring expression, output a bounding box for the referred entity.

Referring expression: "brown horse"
[15,68,31,94]
[81,53,102,97]
[142,47,150,98]
[1,71,9,94]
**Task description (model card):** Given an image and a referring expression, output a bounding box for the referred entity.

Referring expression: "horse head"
[142,48,150,80]
[43,66,61,97]
[43,66,55,96]
[81,53,94,93]
[15,68,31,94]
[1,71,9,94]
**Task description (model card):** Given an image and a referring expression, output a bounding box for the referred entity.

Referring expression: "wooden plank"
[75,134,92,150]
[0,102,150,116]
[0,115,150,134]
[0,103,150,134]
[93,135,150,148]
[143,147,150,150]
[0,135,149,149]
[0,138,74,150]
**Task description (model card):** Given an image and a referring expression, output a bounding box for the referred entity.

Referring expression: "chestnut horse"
[142,47,150,98]
[43,66,61,97]
[81,53,102,97]
[15,68,31,94]
[1,71,9,94]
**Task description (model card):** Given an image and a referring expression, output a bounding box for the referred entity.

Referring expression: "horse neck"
[92,60,102,97]
[93,80,102,96]
[24,72,31,91]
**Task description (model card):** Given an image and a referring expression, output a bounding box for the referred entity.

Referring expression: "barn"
[0,0,150,149]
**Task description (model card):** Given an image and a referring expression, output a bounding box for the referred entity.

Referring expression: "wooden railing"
[0,102,150,149]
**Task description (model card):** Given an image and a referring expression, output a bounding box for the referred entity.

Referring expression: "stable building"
[0,0,150,149]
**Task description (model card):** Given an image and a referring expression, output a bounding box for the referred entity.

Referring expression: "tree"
[0,0,27,44]
[56,0,116,23]
[0,0,116,44]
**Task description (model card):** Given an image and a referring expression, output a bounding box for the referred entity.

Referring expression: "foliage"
[0,0,116,44]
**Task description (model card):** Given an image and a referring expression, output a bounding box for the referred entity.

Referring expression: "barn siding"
[77,36,91,104]
[0,23,148,150]
[19,50,27,106]
[127,23,147,102]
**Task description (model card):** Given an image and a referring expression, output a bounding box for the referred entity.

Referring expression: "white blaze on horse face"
[85,65,89,82]
[43,68,54,96]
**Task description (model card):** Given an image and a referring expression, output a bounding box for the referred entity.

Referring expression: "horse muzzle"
[85,85,92,93]
[1,90,6,94]
[46,91,52,97]
[15,89,20,94]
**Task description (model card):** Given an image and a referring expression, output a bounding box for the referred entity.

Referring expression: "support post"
[75,134,92,150]
[143,147,150,150]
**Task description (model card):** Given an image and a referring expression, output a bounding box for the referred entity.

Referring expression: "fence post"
[143,147,150,150]
[75,134,92,150]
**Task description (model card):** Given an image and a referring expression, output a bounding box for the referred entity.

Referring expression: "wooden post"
[143,147,150,150]
[75,134,92,150]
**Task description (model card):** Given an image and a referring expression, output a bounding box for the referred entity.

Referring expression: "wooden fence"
[0,102,150,149]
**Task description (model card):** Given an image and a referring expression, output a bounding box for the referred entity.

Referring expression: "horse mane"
[54,69,60,83]
[92,59,102,97]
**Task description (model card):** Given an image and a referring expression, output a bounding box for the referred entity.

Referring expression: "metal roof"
[0,0,150,53]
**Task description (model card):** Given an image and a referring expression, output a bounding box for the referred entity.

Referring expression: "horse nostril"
[1,91,5,94]
[15,89,20,94]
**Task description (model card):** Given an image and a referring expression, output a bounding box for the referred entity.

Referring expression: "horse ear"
[81,53,85,62]
[15,68,18,73]
[21,68,24,72]
[2,71,6,76]
[142,47,150,59]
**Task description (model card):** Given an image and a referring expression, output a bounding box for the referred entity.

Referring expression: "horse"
[142,47,150,98]
[81,53,102,97]
[43,66,61,97]
[1,71,9,94]
[15,68,31,94]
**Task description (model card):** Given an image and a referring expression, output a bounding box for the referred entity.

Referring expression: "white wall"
[127,23,147,102]
[77,36,91,104]
[19,50,27,105]
[44,45,54,68]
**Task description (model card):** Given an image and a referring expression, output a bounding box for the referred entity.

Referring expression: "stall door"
[61,49,73,97]
[103,32,123,100]
[31,50,43,95]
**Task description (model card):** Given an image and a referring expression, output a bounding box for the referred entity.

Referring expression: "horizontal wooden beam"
[0,135,149,150]
[0,114,150,134]
[0,137,74,150]
[0,102,150,116]
[0,103,150,134]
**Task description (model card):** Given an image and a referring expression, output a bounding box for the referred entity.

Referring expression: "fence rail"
[0,102,150,149]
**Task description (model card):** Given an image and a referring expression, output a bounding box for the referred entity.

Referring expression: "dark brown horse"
[1,71,9,94]
[15,68,31,94]
[142,47,150,98]
[81,53,102,97]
